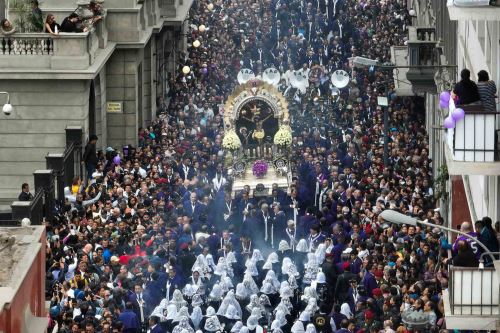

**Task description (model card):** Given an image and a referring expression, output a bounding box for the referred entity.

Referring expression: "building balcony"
[406,26,439,94]
[445,101,500,176]
[442,264,500,330]
[447,0,500,21]
[0,31,101,70]
[390,46,413,96]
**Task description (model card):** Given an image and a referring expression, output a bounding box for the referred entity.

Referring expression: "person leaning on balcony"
[61,13,88,33]
[475,217,499,254]
[450,240,479,267]
[44,14,61,36]
[452,68,480,105]
[88,1,103,25]
[0,19,16,35]
[476,70,497,112]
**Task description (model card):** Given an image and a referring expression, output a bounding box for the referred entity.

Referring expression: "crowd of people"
[44,0,500,332]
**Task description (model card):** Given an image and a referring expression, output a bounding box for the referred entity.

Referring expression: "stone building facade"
[0,0,191,203]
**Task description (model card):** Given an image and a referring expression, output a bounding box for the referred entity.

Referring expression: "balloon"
[182,66,190,74]
[192,40,201,48]
[113,155,121,165]
[451,108,465,121]
[201,67,208,74]
[207,3,214,10]
[198,25,206,32]
[439,91,450,108]
[443,116,456,129]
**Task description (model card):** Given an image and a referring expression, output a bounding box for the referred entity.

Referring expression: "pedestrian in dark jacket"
[61,12,87,33]
[18,182,33,201]
[82,134,98,182]
[118,302,140,333]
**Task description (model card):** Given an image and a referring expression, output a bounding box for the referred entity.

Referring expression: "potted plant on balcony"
[9,0,36,32]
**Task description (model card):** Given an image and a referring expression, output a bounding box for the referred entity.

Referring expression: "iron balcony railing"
[449,266,499,316]
[451,104,500,162]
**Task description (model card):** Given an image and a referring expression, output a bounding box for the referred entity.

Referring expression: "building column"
[487,175,500,222]
[106,49,139,148]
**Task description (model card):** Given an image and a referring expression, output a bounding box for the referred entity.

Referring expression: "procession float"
[223,69,292,197]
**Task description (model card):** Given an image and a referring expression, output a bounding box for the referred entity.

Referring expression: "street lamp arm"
[376,64,459,70]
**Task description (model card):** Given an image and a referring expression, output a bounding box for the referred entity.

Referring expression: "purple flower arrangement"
[252,160,269,178]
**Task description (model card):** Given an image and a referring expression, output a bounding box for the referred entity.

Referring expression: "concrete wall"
[0,227,46,333]
[155,27,177,101]
[0,80,90,200]
[106,49,141,148]
[143,39,155,126]
[0,0,5,20]
[94,67,108,150]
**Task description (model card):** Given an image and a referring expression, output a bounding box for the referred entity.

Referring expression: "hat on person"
[372,288,382,297]
[342,262,350,270]
[364,310,374,320]
[374,270,384,278]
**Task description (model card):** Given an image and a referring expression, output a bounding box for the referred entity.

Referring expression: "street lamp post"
[380,209,496,263]
[376,83,390,166]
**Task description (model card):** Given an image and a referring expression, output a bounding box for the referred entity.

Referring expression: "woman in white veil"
[190,306,203,330]
[340,302,353,319]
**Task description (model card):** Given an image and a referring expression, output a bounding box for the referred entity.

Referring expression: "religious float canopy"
[223,78,292,197]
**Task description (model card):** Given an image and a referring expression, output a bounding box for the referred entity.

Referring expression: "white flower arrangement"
[222,129,242,150]
[273,125,293,147]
